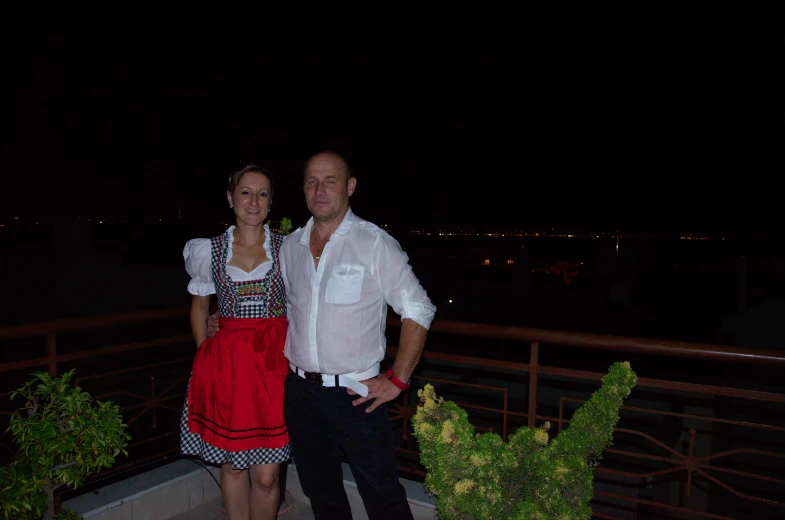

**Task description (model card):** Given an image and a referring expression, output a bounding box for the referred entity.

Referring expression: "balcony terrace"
[2,307,784,519]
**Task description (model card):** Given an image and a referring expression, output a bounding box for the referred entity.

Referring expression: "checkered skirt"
[180,230,290,469]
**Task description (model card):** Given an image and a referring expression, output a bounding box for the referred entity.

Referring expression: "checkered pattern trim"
[211,231,287,319]
[180,388,291,469]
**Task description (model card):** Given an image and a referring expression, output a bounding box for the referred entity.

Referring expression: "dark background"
[2,2,782,235]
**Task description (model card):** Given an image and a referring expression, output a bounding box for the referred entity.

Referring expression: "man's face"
[304,153,356,222]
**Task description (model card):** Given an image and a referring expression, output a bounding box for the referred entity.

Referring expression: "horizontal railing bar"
[75,358,193,385]
[391,348,785,405]
[561,397,785,432]
[0,335,192,373]
[0,307,190,340]
[0,307,780,365]
[387,316,785,366]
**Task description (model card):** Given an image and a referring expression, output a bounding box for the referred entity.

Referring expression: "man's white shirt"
[281,208,436,376]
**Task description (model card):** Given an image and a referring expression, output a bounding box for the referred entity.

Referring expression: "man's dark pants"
[284,371,413,520]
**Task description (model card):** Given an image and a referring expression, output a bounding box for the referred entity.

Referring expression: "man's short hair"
[306,151,354,179]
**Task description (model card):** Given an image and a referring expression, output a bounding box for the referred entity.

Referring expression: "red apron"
[188,316,289,452]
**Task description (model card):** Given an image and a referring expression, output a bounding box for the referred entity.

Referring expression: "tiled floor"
[168,481,434,520]
[169,493,436,520]
[169,494,316,520]
[167,498,224,520]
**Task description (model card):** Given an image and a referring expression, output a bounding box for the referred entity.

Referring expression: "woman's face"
[227,172,272,227]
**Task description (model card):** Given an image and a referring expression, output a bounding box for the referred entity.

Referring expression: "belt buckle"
[304,372,323,385]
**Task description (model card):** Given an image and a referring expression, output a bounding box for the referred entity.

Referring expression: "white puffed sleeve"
[183,239,215,296]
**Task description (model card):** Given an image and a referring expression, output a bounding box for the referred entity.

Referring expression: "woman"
[180,164,290,520]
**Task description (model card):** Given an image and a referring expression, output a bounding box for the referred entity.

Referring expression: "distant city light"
[0,219,730,243]
[410,229,719,240]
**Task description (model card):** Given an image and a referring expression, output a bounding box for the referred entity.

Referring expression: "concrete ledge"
[63,457,435,520]
[63,459,221,520]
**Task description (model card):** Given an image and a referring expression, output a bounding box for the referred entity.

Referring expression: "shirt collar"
[226,224,272,264]
[227,223,271,244]
[334,207,355,236]
[299,208,355,248]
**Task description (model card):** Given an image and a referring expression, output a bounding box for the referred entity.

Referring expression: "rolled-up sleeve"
[184,239,216,296]
[373,232,436,329]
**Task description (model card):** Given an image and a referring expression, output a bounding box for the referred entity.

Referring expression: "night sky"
[3,2,782,234]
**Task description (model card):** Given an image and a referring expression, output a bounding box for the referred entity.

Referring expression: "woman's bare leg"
[249,463,280,520]
[221,464,250,520]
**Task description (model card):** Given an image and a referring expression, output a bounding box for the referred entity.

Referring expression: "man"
[282,151,435,519]
[208,151,436,519]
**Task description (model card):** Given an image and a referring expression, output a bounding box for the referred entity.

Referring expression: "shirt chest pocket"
[325,264,365,304]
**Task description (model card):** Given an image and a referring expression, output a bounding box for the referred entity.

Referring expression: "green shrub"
[5,370,131,520]
[412,361,637,519]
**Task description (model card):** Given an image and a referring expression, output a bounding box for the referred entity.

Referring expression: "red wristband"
[386,369,410,391]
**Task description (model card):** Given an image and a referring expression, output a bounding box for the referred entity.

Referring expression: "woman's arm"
[190,295,211,348]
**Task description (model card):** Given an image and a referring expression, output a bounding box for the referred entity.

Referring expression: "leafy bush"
[412,361,637,519]
[4,370,131,520]
[269,217,293,235]
[0,462,46,520]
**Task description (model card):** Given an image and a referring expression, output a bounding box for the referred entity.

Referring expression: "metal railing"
[2,307,784,519]
[385,319,785,519]
[0,307,194,491]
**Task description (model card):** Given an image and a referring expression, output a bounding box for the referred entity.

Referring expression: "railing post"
[47,333,57,377]
[150,376,157,430]
[686,428,696,498]
[528,342,539,428]
[502,390,509,441]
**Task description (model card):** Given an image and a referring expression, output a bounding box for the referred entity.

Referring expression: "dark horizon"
[2,212,783,241]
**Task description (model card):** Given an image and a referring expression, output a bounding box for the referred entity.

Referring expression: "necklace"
[311,229,325,260]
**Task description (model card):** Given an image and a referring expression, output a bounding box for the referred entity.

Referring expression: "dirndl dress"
[180,227,291,469]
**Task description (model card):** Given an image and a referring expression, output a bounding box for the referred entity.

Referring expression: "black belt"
[290,366,339,387]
